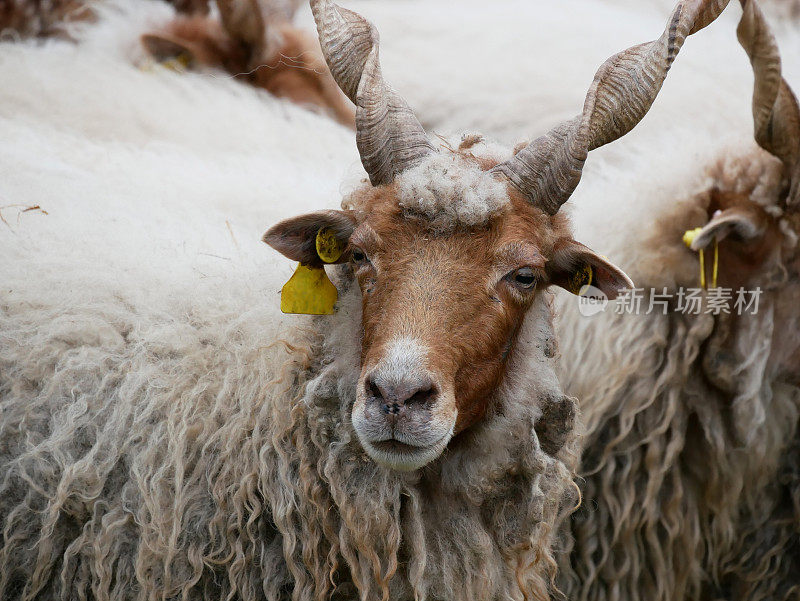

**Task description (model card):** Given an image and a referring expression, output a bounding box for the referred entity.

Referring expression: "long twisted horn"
[309,0,436,186]
[492,0,731,215]
[737,0,800,208]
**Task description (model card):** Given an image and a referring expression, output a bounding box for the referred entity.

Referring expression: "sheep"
[0,0,735,599]
[0,0,354,128]
[547,2,800,600]
[141,0,356,127]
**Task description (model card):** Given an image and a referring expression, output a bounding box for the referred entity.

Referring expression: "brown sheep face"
[264,154,631,471]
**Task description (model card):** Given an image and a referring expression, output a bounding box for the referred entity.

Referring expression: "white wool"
[394,152,510,230]
[0,0,361,333]
[323,0,800,145]
[312,0,742,143]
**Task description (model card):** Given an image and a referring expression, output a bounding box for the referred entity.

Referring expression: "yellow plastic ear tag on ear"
[280,264,338,315]
[683,227,702,248]
[315,227,344,263]
[683,227,719,289]
[567,263,593,294]
[160,53,191,72]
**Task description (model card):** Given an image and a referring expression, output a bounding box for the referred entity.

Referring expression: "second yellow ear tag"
[683,227,702,249]
[568,263,593,295]
[280,264,338,315]
[158,53,192,72]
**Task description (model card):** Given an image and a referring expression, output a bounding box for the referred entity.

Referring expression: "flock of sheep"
[1,0,799,600]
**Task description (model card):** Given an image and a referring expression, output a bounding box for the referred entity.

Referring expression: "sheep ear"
[549,240,633,300]
[141,32,197,65]
[689,206,767,251]
[263,210,356,265]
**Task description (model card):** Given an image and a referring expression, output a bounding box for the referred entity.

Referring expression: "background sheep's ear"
[689,207,767,251]
[549,240,633,300]
[263,210,356,264]
[141,32,197,64]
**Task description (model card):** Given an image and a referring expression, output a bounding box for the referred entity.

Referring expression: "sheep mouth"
[370,439,425,454]
[359,431,453,472]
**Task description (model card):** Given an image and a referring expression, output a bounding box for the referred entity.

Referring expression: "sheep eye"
[351,247,367,264]
[507,267,537,290]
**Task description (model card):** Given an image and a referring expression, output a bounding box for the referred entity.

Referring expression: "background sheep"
[552,2,800,597]
[0,0,95,38]
[140,0,356,127]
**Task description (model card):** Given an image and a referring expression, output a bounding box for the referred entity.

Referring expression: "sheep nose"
[365,374,437,417]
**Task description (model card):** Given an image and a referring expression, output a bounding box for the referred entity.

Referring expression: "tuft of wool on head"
[394,151,510,232]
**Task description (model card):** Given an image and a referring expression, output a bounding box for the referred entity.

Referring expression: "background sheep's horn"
[737,0,800,209]
[310,0,436,186]
[491,0,730,215]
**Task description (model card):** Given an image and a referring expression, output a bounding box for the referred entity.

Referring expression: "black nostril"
[367,378,382,400]
[405,385,436,406]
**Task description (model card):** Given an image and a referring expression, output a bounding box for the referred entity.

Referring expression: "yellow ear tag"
[279,228,344,315]
[567,263,593,295]
[683,227,702,248]
[160,53,191,72]
[683,227,718,289]
[315,227,345,263]
[280,264,338,315]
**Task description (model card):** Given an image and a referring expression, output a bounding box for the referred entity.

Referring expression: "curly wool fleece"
[0,274,579,601]
[394,151,511,231]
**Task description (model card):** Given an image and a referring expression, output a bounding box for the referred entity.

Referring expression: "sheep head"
[265,158,630,471]
[264,0,730,471]
[687,0,800,260]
